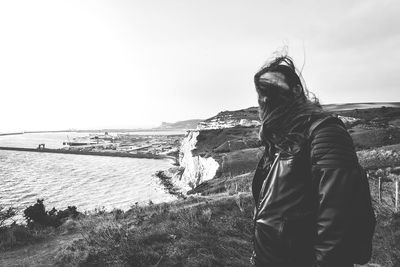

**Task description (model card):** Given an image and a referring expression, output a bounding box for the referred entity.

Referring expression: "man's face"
[256,72,294,116]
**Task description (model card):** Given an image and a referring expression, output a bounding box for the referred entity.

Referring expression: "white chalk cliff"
[175,131,219,191]
[197,115,260,130]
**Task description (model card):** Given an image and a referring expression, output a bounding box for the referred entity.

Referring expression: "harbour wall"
[0,146,174,161]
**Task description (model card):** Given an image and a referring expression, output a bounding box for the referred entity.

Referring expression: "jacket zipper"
[256,152,280,213]
[252,152,280,260]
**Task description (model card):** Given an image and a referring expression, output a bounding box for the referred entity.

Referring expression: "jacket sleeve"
[310,121,359,267]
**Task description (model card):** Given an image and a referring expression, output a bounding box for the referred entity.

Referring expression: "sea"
[0,131,185,219]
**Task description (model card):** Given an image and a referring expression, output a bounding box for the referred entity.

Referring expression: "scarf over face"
[255,65,324,157]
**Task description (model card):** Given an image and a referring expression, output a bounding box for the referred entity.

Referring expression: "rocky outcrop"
[173,131,219,191]
[337,115,361,127]
[197,117,260,130]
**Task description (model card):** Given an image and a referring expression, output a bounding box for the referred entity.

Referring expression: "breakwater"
[0,132,24,136]
[0,146,170,160]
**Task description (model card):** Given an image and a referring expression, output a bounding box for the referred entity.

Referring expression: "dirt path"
[0,232,82,267]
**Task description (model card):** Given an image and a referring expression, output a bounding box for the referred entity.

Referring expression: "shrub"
[54,239,89,266]
[24,199,79,228]
[197,207,212,227]
[0,206,17,227]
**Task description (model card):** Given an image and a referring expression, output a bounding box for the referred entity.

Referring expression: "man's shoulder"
[309,116,358,168]
[308,115,346,138]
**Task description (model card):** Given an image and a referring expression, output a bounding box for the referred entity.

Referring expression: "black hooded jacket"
[252,116,360,267]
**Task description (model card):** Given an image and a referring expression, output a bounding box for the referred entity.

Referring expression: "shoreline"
[155,169,186,199]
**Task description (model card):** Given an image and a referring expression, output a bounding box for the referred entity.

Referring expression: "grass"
[3,189,397,266]
[193,127,260,157]
[357,144,400,169]
[46,181,399,267]
[352,128,400,150]
[54,194,255,267]
[186,171,254,196]
[0,224,54,251]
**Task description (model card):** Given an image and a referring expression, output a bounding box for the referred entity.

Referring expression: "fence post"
[378,177,382,203]
[395,179,399,213]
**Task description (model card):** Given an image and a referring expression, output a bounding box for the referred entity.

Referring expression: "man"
[251,55,375,267]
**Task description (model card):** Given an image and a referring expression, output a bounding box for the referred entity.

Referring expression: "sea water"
[0,132,182,216]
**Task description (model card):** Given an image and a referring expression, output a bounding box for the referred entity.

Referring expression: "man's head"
[254,54,323,155]
[254,56,306,119]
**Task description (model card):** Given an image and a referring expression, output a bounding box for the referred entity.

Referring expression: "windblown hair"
[255,54,326,157]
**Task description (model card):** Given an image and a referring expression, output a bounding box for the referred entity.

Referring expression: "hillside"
[152,102,400,131]
[322,102,400,112]
[156,119,203,130]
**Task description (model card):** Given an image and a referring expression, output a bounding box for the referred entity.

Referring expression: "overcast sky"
[0,0,399,132]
